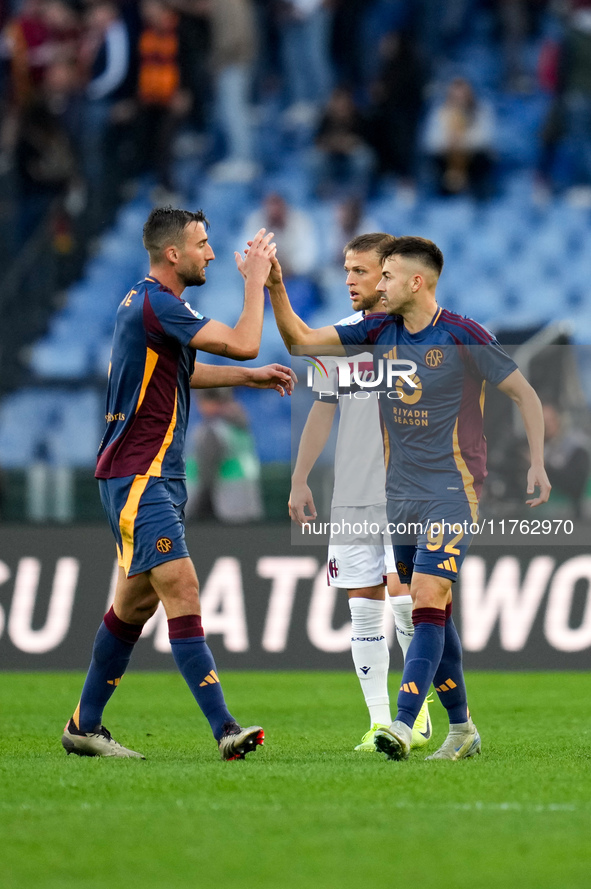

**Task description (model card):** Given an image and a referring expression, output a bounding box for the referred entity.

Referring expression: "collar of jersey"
[144,275,174,294]
[400,306,442,341]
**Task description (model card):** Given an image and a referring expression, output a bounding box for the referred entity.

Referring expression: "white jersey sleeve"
[311,312,386,508]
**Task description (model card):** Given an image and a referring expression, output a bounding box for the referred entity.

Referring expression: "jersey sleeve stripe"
[440,311,491,344]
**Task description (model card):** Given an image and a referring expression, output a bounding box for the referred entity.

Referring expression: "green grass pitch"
[1,670,590,889]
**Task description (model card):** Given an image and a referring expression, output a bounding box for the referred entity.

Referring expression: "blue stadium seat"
[45,390,102,467]
[235,387,292,463]
[0,389,52,467]
[29,338,92,380]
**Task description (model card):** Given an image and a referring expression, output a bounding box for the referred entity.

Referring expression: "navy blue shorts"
[99,475,190,577]
[387,498,477,584]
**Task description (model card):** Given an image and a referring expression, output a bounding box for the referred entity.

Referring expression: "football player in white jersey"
[289,233,431,751]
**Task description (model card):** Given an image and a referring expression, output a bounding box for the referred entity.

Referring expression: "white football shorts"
[326,504,395,588]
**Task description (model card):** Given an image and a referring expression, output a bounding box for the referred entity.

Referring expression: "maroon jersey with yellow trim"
[96,276,210,479]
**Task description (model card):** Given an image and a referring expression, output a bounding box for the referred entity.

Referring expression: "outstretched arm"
[497,369,551,507]
[191,362,297,396]
[189,229,275,360]
[266,256,343,353]
[289,400,337,526]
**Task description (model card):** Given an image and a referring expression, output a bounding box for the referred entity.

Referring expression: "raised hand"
[234,229,276,281]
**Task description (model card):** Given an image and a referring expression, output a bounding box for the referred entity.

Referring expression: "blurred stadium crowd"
[0,0,590,521]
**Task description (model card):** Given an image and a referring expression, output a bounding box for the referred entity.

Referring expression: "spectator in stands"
[167,0,211,135]
[3,0,54,109]
[422,76,496,199]
[330,0,366,90]
[542,402,590,519]
[14,60,79,244]
[324,195,380,267]
[133,0,190,199]
[43,1,80,59]
[367,28,425,199]
[309,86,375,200]
[275,0,333,127]
[241,190,320,317]
[78,0,135,230]
[1,0,79,157]
[187,387,264,523]
[207,0,259,183]
[417,0,478,66]
[552,3,591,204]
[491,0,550,93]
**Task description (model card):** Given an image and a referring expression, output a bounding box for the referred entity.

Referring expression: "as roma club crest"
[425,348,444,368]
[156,537,173,554]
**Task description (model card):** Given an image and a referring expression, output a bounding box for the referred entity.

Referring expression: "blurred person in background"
[14,56,81,244]
[550,2,591,204]
[275,0,333,127]
[417,0,478,67]
[167,0,211,137]
[3,0,57,109]
[133,0,190,200]
[422,76,496,199]
[367,28,425,201]
[324,196,380,267]
[207,0,258,183]
[78,0,136,231]
[170,0,258,181]
[542,402,590,519]
[329,0,366,90]
[241,190,320,317]
[187,387,264,523]
[309,85,375,200]
[491,0,550,93]
[1,0,80,157]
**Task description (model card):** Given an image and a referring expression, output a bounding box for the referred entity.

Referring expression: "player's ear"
[164,244,179,265]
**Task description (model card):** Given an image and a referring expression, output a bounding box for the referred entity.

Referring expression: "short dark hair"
[379,236,444,277]
[343,232,396,256]
[142,206,209,260]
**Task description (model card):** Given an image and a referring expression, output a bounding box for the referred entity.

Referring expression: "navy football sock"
[395,607,446,729]
[168,615,234,741]
[433,604,469,724]
[76,606,142,731]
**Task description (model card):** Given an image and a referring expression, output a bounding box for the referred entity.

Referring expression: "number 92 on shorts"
[386,499,476,584]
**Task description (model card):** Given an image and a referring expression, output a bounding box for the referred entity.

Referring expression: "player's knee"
[135,598,160,623]
[411,576,451,611]
[158,582,200,616]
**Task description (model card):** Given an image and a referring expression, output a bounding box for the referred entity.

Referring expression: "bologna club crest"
[328,558,339,579]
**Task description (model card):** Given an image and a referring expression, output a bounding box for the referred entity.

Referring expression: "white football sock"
[348,598,391,727]
[388,594,414,661]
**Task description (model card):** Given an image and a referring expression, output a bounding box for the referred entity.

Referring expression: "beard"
[180,269,206,287]
[353,292,383,312]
